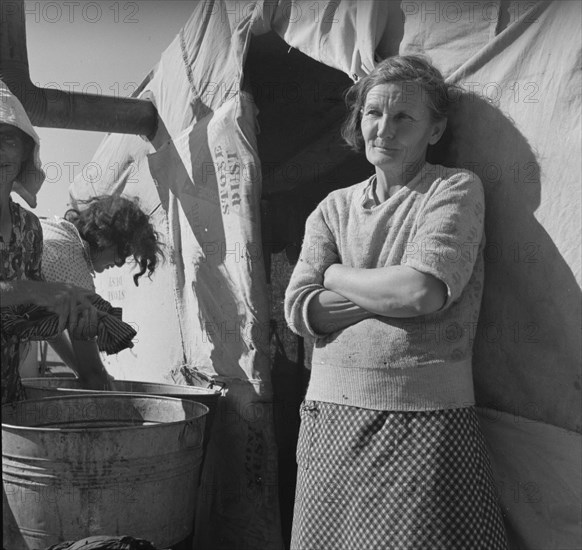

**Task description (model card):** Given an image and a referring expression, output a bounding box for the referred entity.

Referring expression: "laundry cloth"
[44,535,166,550]
[1,293,136,355]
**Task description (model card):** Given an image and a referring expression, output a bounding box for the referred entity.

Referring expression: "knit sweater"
[284,163,485,411]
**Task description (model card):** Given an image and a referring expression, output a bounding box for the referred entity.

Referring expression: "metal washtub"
[21,377,223,451]
[2,393,208,549]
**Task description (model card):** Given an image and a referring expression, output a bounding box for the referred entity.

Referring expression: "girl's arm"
[0,280,93,332]
[48,332,111,390]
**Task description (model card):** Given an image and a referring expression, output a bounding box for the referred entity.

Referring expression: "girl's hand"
[69,305,100,340]
[29,282,94,333]
[78,367,112,391]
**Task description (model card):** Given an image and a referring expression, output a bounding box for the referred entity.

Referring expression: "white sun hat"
[0,79,45,208]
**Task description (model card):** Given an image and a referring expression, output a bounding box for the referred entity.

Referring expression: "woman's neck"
[375,160,426,202]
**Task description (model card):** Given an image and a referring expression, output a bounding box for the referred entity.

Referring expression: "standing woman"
[39,195,163,387]
[0,80,95,403]
[285,56,508,548]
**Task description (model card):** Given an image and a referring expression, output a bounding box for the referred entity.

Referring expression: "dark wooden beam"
[0,0,157,138]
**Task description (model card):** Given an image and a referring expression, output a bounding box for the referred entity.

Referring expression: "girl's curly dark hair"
[65,195,164,286]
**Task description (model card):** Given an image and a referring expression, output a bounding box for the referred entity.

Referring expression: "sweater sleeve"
[401,170,485,310]
[284,202,340,338]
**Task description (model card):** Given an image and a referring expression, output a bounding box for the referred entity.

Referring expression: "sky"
[23,0,196,217]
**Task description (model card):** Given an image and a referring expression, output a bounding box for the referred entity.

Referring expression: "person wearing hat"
[0,80,98,404]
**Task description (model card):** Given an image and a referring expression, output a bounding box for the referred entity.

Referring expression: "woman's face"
[91,244,126,273]
[360,82,446,176]
[0,124,29,188]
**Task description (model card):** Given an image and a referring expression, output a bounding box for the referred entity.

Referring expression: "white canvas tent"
[67,1,581,548]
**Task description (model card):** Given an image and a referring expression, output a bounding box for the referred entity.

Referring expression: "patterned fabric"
[40,217,96,291]
[2,294,136,355]
[291,401,509,550]
[0,199,43,404]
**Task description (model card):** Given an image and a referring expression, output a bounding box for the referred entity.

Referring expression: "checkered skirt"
[291,402,508,550]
